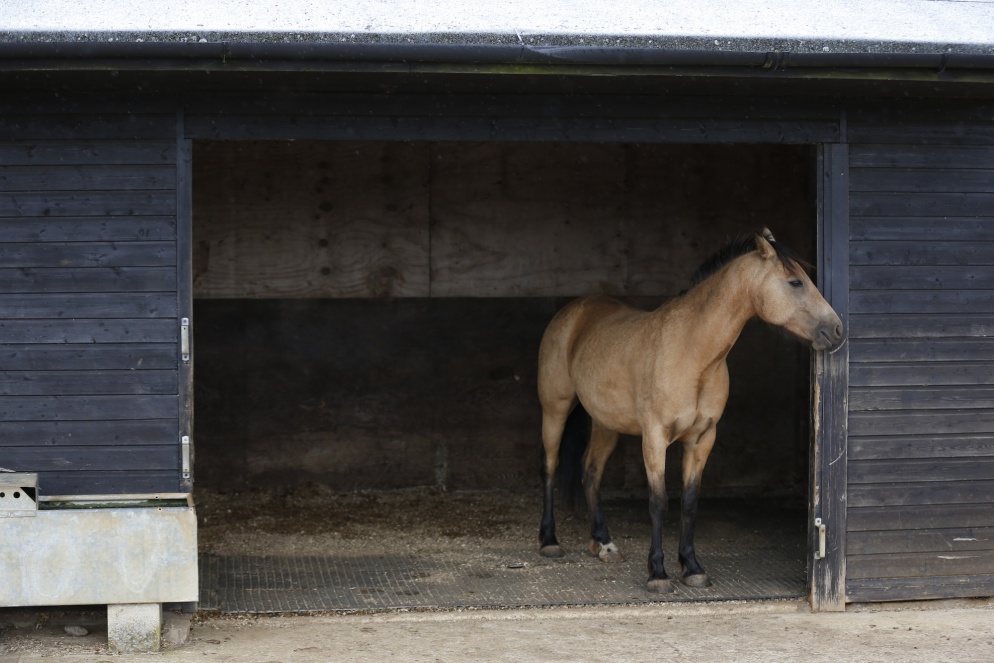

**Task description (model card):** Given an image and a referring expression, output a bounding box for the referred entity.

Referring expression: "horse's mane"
[689,231,808,288]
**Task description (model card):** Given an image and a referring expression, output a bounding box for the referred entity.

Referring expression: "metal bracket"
[181,436,191,479]
[814,517,827,560]
[180,317,191,363]
[0,473,38,518]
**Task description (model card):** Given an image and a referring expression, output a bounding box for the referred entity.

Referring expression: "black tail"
[558,403,591,513]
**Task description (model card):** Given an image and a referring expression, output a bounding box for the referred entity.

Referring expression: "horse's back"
[538,295,646,409]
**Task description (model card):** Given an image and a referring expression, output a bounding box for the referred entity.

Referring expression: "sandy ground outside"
[3,598,994,663]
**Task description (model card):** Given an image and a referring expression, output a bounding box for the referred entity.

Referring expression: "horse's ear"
[761,227,776,243]
[755,230,777,260]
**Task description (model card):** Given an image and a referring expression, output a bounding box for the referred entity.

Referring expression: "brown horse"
[536,229,844,593]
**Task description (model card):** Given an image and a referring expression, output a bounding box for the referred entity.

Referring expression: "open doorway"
[190,140,817,611]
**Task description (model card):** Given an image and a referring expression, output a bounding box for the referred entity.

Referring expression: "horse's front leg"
[679,426,717,588]
[643,429,674,593]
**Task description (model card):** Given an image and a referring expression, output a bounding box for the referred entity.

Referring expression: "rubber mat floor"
[199,499,808,613]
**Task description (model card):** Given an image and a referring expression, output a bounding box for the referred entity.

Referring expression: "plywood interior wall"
[192,141,815,497]
[193,141,814,299]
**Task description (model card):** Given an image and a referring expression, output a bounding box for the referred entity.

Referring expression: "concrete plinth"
[107,603,162,653]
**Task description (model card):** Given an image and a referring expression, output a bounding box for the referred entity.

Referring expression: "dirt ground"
[4,599,994,662]
[3,487,993,661]
[195,484,550,560]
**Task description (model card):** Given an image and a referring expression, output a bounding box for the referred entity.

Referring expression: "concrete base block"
[162,610,192,646]
[107,603,162,653]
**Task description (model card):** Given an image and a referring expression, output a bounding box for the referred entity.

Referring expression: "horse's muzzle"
[813,321,845,351]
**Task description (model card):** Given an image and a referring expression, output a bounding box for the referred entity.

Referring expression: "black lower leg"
[584,466,611,546]
[646,489,668,581]
[679,479,705,577]
[539,476,559,549]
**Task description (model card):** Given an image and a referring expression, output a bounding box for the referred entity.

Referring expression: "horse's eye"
[789,279,803,289]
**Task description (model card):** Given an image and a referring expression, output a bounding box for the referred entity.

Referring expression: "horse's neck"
[664,260,758,367]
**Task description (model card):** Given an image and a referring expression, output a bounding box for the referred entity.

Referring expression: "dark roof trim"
[1,41,994,73]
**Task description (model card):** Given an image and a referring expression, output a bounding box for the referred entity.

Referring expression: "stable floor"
[196,489,807,613]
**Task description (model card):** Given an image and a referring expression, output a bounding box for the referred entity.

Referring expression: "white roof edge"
[1,1,993,56]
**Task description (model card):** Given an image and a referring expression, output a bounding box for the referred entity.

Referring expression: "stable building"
[2,1,994,650]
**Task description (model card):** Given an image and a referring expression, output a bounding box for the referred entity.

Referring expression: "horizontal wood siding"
[846,136,994,602]
[184,92,840,143]
[0,124,182,495]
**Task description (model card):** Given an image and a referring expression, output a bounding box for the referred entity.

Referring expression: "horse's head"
[751,229,845,352]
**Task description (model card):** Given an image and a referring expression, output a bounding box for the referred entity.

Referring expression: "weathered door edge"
[177,111,195,495]
[810,141,850,612]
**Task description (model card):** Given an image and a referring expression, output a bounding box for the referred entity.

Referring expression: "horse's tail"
[558,402,591,513]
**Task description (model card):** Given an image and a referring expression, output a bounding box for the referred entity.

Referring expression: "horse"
[536,228,844,593]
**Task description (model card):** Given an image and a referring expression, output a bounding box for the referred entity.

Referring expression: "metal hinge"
[180,317,191,363]
[814,517,827,560]
[181,436,191,479]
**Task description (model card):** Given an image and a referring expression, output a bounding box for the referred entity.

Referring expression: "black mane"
[689,231,807,288]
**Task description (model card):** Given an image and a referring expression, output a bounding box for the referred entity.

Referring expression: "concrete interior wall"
[192,141,815,498]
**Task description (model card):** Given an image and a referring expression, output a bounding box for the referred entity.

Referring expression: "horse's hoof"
[683,573,712,588]
[539,545,564,558]
[646,578,676,594]
[588,540,625,563]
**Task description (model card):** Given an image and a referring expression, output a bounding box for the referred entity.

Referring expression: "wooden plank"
[850,168,994,194]
[185,115,838,144]
[0,395,178,421]
[851,217,994,242]
[0,115,176,141]
[0,344,176,371]
[847,550,994,581]
[34,471,179,496]
[0,165,176,192]
[429,142,815,297]
[0,319,174,344]
[848,527,994,556]
[850,338,994,363]
[177,130,193,493]
[0,190,176,217]
[193,140,431,298]
[0,419,176,447]
[849,314,994,339]
[849,504,994,531]
[0,267,175,293]
[850,290,994,314]
[849,457,994,484]
[849,409,994,437]
[0,141,176,166]
[812,142,849,612]
[850,145,994,170]
[850,265,994,289]
[0,241,176,268]
[847,574,994,603]
[2,445,179,472]
[0,370,177,396]
[850,387,994,411]
[850,363,994,387]
[850,434,994,460]
[850,241,994,266]
[851,192,994,217]
[847,122,994,146]
[184,91,841,122]
[0,293,177,319]
[848,480,994,508]
[0,217,177,242]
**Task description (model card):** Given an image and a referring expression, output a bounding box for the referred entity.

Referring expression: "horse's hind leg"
[584,422,624,563]
[678,426,717,588]
[538,400,572,557]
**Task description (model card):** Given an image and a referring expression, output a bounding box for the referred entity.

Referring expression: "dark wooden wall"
[845,114,994,601]
[0,115,187,496]
[192,141,814,497]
